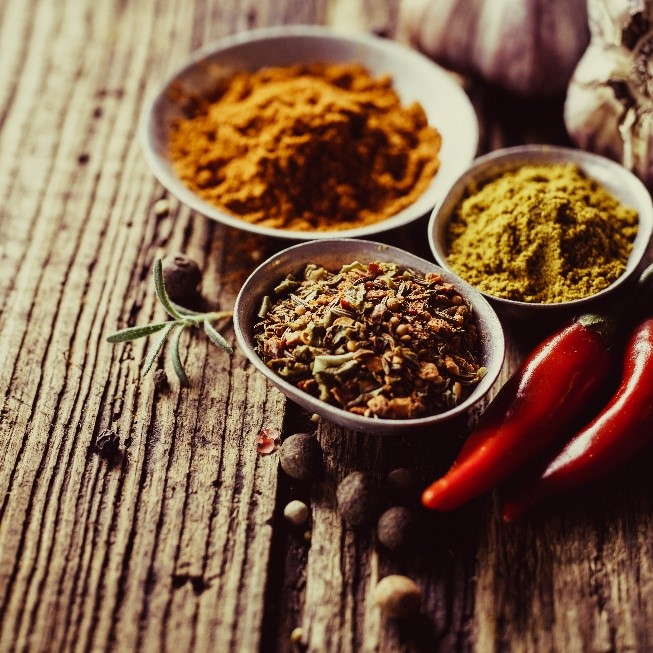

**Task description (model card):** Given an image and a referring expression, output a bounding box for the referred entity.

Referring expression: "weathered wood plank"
[0,1,296,651]
[2,0,653,652]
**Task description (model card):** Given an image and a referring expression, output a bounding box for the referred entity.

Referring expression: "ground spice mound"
[446,164,639,303]
[169,62,441,231]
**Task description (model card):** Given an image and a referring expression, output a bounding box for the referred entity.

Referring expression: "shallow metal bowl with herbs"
[233,239,504,435]
[428,145,653,319]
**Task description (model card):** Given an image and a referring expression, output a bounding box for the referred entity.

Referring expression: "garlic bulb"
[397,0,590,96]
[564,0,653,187]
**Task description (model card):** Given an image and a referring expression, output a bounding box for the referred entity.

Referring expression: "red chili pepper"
[502,317,653,522]
[421,314,614,511]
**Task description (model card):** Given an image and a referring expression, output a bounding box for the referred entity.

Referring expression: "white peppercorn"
[373,575,421,618]
[283,500,310,526]
[153,198,170,216]
[290,627,304,644]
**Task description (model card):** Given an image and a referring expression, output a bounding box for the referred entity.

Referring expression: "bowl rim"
[428,144,653,312]
[139,24,479,241]
[233,238,505,435]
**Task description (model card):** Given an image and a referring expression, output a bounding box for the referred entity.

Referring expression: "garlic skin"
[397,0,589,97]
[564,0,653,186]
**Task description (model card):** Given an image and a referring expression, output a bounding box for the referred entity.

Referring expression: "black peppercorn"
[153,368,169,393]
[161,254,202,303]
[377,506,416,551]
[95,428,120,458]
[279,433,324,481]
[336,471,377,526]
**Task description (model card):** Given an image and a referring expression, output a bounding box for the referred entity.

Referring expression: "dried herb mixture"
[254,261,486,419]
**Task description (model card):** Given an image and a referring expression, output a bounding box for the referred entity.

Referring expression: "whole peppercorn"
[336,471,377,526]
[153,368,170,394]
[386,467,420,505]
[279,433,324,481]
[290,627,304,645]
[283,500,310,526]
[377,506,417,551]
[386,296,402,311]
[373,575,421,618]
[95,428,120,458]
[153,198,170,217]
[161,253,202,303]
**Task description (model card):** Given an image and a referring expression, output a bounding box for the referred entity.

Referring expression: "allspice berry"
[279,433,324,482]
[373,575,421,618]
[336,471,377,526]
[386,467,420,505]
[377,506,416,551]
[161,253,202,303]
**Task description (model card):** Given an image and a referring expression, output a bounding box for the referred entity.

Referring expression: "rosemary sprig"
[106,258,233,387]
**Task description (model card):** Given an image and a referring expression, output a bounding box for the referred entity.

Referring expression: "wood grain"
[1,0,653,652]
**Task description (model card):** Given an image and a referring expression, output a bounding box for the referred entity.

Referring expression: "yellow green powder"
[446,163,639,303]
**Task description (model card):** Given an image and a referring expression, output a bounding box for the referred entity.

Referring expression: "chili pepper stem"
[577,313,617,342]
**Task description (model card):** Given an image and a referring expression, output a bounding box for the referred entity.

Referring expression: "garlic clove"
[564,0,653,187]
[564,73,626,162]
[398,0,481,68]
[574,45,633,84]
[398,0,589,97]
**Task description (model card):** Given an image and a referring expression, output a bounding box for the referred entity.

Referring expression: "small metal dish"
[140,25,478,240]
[233,239,505,435]
[428,145,653,319]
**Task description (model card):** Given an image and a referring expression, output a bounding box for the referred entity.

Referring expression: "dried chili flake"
[254,262,486,420]
[256,427,280,454]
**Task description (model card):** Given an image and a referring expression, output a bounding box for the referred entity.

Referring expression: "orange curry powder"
[168,62,441,231]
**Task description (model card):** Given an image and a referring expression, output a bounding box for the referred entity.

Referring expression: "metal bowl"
[233,239,505,435]
[140,25,478,240]
[428,145,653,319]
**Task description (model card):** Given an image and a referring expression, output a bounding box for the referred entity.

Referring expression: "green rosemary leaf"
[171,325,190,387]
[203,320,233,353]
[170,301,202,317]
[106,321,170,343]
[106,258,236,389]
[153,259,185,320]
[201,310,233,321]
[142,322,175,377]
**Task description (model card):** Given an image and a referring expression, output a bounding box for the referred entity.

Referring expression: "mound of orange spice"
[168,62,441,231]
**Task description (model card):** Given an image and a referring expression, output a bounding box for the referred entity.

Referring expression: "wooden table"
[2,1,652,651]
